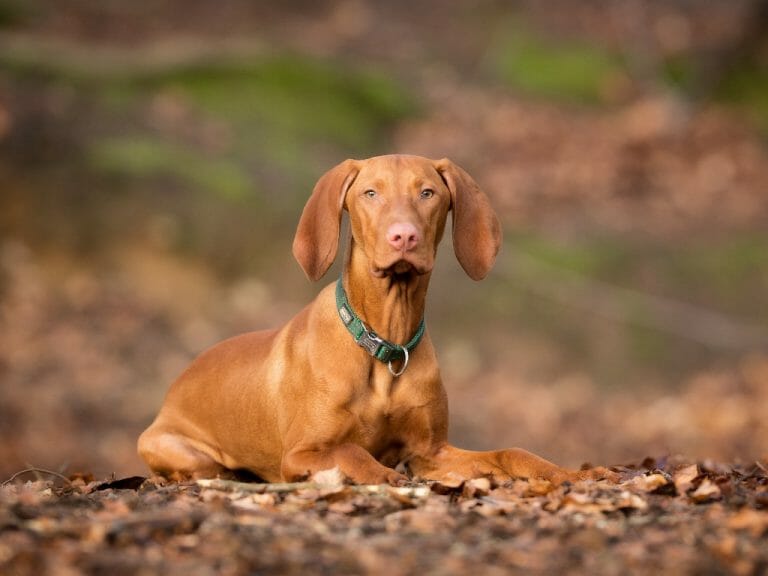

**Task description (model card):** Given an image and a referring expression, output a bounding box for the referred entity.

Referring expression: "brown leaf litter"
[1,458,767,575]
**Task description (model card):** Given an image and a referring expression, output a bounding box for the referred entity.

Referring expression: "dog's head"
[293,154,502,282]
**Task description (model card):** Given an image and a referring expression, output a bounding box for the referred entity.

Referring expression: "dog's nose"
[387,222,420,252]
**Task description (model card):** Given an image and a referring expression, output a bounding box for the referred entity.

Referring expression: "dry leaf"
[673,464,699,495]
[430,474,465,495]
[463,477,492,498]
[611,491,649,513]
[689,478,722,503]
[230,493,277,512]
[631,473,672,493]
[310,467,346,486]
[560,491,609,514]
[460,497,511,517]
[386,485,430,506]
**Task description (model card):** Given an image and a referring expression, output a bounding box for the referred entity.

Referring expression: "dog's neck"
[343,246,430,346]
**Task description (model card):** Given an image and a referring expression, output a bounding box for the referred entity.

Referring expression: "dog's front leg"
[410,444,616,485]
[281,443,408,485]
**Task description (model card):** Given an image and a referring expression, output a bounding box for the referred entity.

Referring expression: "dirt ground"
[2,459,768,576]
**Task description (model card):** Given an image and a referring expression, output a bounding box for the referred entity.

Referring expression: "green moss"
[492,27,625,104]
[658,54,768,134]
[2,48,415,172]
[508,233,627,277]
[118,55,414,152]
[715,63,768,134]
[662,234,768,306]
[88,137,252,201]
[660,55,696,92]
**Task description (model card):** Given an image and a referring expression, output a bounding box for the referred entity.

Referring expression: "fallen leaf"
[386,485,430,507]
[321,486,358,504]
[614,491,648,512]
[310,467,346,486]
[673,464,699,495]
[430,474,465,495]
[463,477,492,498]
[560,491,611,514]
[230,493,277,512]
[631,473,672,493]
[689,478,721,503]
[460,496,511,516]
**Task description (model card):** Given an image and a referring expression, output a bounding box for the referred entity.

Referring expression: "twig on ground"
[2,467,72,486]
[195,478,431,498]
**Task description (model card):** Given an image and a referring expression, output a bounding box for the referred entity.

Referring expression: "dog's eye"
[420,188,434,199]
[364,189,377,199]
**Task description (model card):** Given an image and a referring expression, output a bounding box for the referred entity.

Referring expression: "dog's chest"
[351,369,416,438]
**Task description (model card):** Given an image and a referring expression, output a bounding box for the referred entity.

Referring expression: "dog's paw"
[572,466,620,483]
[349,467,408,486]
[384,470,409,487]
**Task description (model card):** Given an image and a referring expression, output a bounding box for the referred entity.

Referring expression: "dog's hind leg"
[137,426,231,480]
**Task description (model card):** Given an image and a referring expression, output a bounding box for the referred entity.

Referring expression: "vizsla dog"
[138,154,613,485]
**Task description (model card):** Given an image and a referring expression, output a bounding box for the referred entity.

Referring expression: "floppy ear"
[293,159,359,281]
[435,158,502,280]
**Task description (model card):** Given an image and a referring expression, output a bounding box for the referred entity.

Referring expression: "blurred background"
[1,0,767,480]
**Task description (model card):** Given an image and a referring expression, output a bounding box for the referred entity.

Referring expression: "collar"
[335,276,426,377]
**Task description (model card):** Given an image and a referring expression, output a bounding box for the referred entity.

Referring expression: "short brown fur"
[138,155,614,485]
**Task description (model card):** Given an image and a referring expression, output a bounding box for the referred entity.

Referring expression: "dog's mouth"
[371,257,431,279]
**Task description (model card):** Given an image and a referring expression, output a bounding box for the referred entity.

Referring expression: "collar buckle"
[358,328,385,357]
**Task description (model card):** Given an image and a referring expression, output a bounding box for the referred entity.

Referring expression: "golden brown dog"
[138,154,613,485]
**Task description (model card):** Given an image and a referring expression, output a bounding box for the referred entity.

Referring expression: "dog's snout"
[386,222,420,252]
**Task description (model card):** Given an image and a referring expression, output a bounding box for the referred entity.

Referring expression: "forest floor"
[2,459,768,575]
[2,2,768,574]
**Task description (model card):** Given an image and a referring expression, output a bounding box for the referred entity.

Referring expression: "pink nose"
[387,222,420,252]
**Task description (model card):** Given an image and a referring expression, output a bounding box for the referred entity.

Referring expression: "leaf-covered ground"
[2,3,768,574]
[2,0,768,483]
[2,459,767,576]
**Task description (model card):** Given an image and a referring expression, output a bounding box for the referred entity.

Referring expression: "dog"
[138,154,613,485]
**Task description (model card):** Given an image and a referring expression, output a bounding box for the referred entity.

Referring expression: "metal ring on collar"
[387,345,409,377]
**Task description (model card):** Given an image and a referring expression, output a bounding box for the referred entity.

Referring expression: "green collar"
[335,276,426,377]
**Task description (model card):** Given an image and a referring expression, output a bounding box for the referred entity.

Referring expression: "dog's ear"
[293,159,360,281]
[435,158,502,280]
